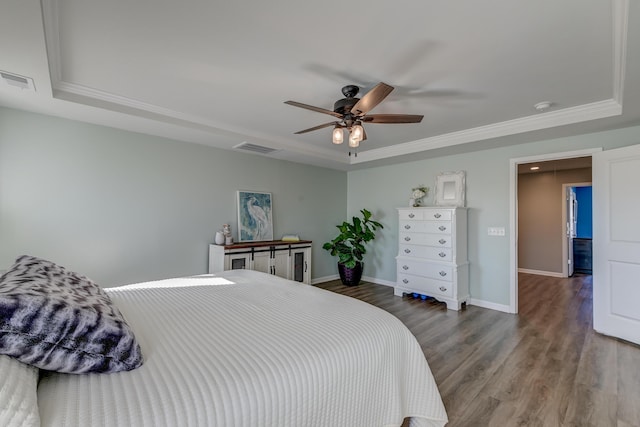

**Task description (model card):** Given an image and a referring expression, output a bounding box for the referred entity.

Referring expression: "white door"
[593,144,640,345]
[566,187,577,277]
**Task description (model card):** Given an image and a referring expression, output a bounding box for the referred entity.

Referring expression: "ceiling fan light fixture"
[332,126,344,144]
[351,122,364,142]
[348,132,360,148]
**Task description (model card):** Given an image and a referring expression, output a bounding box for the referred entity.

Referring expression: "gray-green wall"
[347,125,640,307]
[0,107,346,286]
[3,106,640,307]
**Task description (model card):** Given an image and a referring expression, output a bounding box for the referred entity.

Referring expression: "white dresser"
[395,207,469,310]
[209,240,312,284]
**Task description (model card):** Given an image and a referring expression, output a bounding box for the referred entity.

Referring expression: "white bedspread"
[37,270,447,427]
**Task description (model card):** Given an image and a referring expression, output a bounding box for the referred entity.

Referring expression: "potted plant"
[322,209,383,286]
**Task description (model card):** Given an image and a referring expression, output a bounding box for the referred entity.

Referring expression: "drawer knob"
[403,265,409,270]
[404,236,411,241]
[439,286,447,292]
[438,226,447,231]
[439,239,447,244]
[439,252,446,258]
[402,279,409,284]
[434,213,442,218]
[408,213,415,218]
[404,248,411,254]
[439,271,447,277]
[404,224,411,229]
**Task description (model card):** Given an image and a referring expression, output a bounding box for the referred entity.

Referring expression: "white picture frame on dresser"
[434,171,466,207]
[395,207,469,310]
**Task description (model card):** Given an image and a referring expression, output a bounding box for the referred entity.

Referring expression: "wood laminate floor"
[316,273,640,427]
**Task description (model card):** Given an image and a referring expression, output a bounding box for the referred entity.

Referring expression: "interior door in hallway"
[593,144,640,345]
[566,186,577,277]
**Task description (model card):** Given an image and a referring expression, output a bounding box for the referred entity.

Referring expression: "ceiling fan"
[284,82,423,152]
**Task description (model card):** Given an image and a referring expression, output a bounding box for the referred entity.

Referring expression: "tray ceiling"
[1,0,640,170]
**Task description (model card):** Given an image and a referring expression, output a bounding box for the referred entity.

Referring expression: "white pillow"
[0,355,40,427]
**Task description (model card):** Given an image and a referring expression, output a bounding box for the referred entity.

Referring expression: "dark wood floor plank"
[315,273,640,426]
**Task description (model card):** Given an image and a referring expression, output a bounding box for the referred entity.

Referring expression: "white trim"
[310,274,339,285]
[467,298,511,314]
[613,0,630,104]
[41,0,62,84]
[361,276,396,287]
[311,275,396,287]
[509,148,602,314]
[517,268,565,278]
[352,100,621,164]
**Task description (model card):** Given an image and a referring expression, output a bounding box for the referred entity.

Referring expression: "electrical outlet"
[488,227,506,236]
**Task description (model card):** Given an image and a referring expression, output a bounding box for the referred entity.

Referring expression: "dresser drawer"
[399,210,424,220]
[399,233,452,247]
[399,221,452,234]
[398,244,452,261]
[397,258,453,281]
[396,273,454,298]
[399,209,453,221]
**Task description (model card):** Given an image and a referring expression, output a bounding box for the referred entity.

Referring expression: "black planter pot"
[338,262,363,286]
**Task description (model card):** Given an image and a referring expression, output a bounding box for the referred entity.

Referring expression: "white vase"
[215,231,225,245]
[409,198,415,207]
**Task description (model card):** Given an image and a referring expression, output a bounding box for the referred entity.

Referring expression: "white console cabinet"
[395,207,469,310]
[209,240,312,284]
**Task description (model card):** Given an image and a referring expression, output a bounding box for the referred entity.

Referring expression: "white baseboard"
[361,276,395,287]
[467,298,513,313]
[517,268,565,278]
[311,275,396,287]
[311,274,338,285]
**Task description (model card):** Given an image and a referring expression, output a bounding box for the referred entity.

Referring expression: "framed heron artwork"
[237,190,274,242]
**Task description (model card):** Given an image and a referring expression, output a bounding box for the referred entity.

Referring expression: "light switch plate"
[488,227,506,236]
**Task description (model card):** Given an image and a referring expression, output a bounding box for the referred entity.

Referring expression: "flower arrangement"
[410,185,429,207]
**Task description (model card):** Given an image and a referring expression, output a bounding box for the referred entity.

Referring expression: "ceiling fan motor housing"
[334,97,360,115]
[334,84,361,115]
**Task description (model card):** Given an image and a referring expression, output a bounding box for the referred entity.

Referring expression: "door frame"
[561,182,591,277]
[509,148,601,313]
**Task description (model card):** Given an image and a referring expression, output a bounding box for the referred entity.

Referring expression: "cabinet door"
[251,251,271,274]
[225,253,251,270]
[272,250,289,279]
[290,247,311,284]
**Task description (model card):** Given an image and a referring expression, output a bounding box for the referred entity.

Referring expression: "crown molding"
[612,0,629,105]
[350,99,622,164]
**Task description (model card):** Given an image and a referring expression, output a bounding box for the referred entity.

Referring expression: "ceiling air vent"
[233,142,280,155]
[0,71,36,91]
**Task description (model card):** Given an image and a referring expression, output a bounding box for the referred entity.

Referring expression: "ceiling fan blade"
[362,114,424,124]
[350,82,394,115]
[284,101,343,118]
[294,121,339,134]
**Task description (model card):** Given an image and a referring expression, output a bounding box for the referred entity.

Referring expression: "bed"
[1,256,447,427]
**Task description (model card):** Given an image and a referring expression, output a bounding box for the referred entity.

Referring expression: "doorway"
[509,148,601,313]
[565,184,593,275]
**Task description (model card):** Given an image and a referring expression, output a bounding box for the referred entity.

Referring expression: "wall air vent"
[233,142,280,155]
[0,71,36,91]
